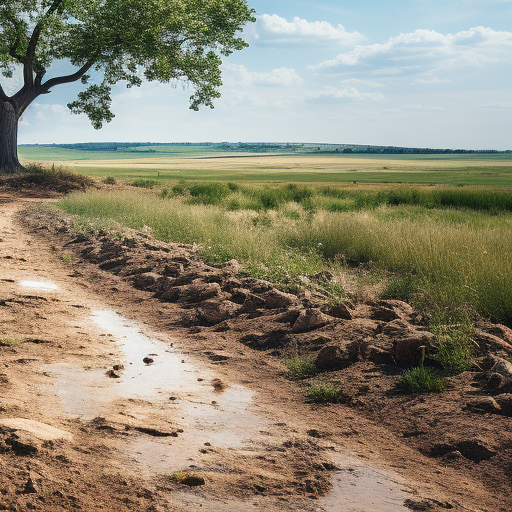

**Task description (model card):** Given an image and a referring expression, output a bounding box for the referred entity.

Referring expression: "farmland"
[19,145,510,326]
[18,144,512,186]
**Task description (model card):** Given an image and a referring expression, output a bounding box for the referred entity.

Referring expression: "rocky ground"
[0,191,510,511]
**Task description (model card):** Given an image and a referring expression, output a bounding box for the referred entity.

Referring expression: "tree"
[0,0,255,173]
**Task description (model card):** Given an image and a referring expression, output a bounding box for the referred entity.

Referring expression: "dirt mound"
[0,166,96,196]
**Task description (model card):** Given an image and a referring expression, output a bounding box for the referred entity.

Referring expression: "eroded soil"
[0,193,510,512]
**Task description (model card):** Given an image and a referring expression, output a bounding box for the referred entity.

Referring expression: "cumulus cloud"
[305,86,384,103]
[254,14,365,45]
[310,26,512,73]
[224,64,303,87]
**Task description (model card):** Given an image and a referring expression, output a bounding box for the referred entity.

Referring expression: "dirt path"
[0,195,508,512]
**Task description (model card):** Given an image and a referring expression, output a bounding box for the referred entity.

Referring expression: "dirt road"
[0,195,509,511]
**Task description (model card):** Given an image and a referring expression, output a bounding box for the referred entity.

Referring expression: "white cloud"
[305,86,384,103]
[414,75,451,84]
[474,102,512,109]
[32,103,71,120]
[311,26,512,72]
[220,89,268,108]
[255,14,365,45]
[224,64,303,87]
[385,104,445,113]
[341,78,385,87]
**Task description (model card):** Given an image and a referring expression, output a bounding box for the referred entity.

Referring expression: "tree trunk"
[0,101,22,174]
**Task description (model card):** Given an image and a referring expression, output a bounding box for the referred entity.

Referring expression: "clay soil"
[0,191,511,512]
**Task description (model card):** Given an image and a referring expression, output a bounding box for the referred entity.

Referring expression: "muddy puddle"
[45,310,264,473]
[44,309,408,510]
[320,456,409,511]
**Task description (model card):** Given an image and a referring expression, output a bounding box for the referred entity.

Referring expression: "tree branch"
[41,60,95,91]
[26,0,66,62]
[0,84,8,102]
[24,0,66,86]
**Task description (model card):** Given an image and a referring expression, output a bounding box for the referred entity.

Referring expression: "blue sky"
[11,0,512,149]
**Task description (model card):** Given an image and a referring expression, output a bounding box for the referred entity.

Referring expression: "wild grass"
[306,383,344,403]
[430,314,475,373]
[56,184,512,325]
[398,347,447,393]
[131,178,158,188]
[0,163,94,192]
[285,356,318,380]
[398,367,446,393]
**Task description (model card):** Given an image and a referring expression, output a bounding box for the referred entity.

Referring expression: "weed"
[381,273,420,302]
[306,383,343,403]
[167,472,205,486]
[398,367,446,393]
[72,216,124,240]
[61,253,77,264]
[398,347,446,393]
[431,318,475,373]
[0,337,22,347]
[103,176,116,185]
[285,357,318,380]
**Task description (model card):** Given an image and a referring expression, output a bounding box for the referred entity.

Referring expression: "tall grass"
[57,186,512,325]
[284,210,511,322]
[160,182,512,213]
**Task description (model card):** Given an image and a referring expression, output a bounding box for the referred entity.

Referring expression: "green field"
[56,180,512,326]
[19,144,511,326]
[19,145,512,187]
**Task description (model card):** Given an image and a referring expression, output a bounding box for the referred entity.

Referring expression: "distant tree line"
[19,142,510,154]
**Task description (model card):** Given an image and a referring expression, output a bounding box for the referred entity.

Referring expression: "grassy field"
[19,146,511,325]
[56,181,512,326]
[19,145,512,186]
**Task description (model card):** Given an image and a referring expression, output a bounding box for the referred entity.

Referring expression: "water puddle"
[46,310,263,473]
[19,280,58,291]
[45,309,408,509]
[320,454,408,511]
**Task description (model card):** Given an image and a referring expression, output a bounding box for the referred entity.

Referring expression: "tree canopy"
[0,0,255,128]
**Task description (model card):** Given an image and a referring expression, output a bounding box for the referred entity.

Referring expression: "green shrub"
[306,383,343,403]
[103,176,116,185]
[172,183,187,195]
[285,357,318,380]
[431,320,475,373]
[398,366,446,393]
[188,182,231,205]
[131,179,157,188]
